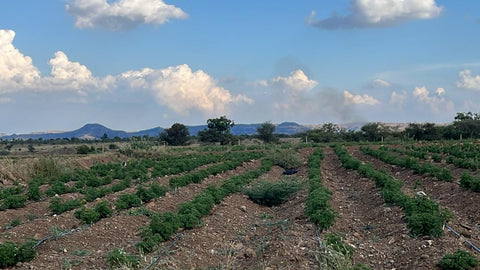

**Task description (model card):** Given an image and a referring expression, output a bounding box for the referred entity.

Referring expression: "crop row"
[136,158,274,254]
[334,145,451,237]
[392,145,480,171]
[304,148,336,231]
[360,146,453,182]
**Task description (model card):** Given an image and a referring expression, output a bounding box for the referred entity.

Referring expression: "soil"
[2,145,480,270]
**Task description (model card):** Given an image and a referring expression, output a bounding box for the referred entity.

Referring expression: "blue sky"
[1,0,479,134]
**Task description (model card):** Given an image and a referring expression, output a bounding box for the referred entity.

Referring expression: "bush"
[107,248,139,268]
[0,240,36,267]
[1,195,27,210]
[271,149,302,169]
[115,194,141,210]
[27,183,41,201]
[94,201,112,218]
[438,250,478,270]
[74,207,101,224]
[76,145,91,155]
[31,157,62,180]
[49,197,83,214]
[245,180,301,207]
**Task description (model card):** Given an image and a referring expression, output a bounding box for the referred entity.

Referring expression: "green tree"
[198,116,235,145]
[256,121,277,143]
[453,112,480,139]
[160,123,190,146]
[101,133,109,141]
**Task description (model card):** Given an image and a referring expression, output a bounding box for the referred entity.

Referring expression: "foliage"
[245,179,301,207]
[0,240,36,267]
[198,116,236,145]
[115,193,141,210]
[160,123,190,146]
[107,248,139,268]
[74,207,100,224]
[76,145,93,155]
[438,250,478,270]
[1,195,27,210]
[49,197,83,214]
[31,157,62,180]
[256,121,278,143]
[271,149,302,169]
[136,183,168,202]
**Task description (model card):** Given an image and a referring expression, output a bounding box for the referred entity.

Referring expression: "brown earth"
[2,146,480,269]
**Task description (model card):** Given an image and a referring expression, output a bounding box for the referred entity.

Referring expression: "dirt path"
[349,146,480,241]
[150,150,321,270]
[323,147,473,269]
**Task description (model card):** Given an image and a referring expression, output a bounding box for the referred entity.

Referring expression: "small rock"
[63,248,67,253]
[353,232,361,238]
[421,254,429,259]
[240,205,247,212]
[244,248,256,258]
[426,240,433,246]
[234,243,244,250]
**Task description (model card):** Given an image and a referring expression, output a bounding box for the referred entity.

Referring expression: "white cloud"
[0,29,41,92]
[371,78,391,88]
[66,0,188,30]
[413,86,453,113]
[258,69,318,95]
[390,91,407,106]
[343,90,380,105]
[308,0,442,29]
[457,69,480,91]
[120,64,252,114]
[0,29,250,115]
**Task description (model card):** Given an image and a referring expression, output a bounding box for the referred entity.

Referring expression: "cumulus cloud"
[413,86,453,113]
[457,69,480,91]
[371,78,391,88]
[66,0,188,30]
[0,29,250,115]
[308,0,442,29]
[0,29,41,92]
[120,64,252,114]
[390,91,407,106]
[257,69,318,95]
[343,90,380,105]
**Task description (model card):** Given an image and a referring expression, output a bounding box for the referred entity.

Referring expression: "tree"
[101,133,109,141]
[256,121,277,143]
[160,123,190,146]
[197,116,235,145]
[27,144,35,153]
[453,112,480,139]
[307,123,343,143]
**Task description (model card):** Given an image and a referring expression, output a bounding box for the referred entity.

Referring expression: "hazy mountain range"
[0,122,315,140]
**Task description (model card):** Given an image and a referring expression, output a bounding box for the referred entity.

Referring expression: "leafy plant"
[1,195,27,210]
[245,179,301,207]
[271,149,302,169]
[438,250,478,270]
[115,193,141,210]
[107,248,139,268]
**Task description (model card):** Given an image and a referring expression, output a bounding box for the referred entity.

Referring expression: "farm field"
[0,142,479,269]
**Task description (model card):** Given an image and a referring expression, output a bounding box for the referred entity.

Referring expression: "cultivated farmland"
[0,142,479,269]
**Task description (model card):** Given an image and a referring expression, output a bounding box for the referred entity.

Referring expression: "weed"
[107,248,139,268]
[5,218,21,229]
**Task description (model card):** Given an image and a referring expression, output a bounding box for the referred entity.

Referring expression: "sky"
[1,0,480,134]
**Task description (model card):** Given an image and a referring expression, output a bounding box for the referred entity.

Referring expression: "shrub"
[271,149,302,169]
[1,195,27,210]
[76,145,91,155]
[0,240,36,267]
[323,232,354,258]
[74,207,101,224]
[27,183,41,201]
[115,194,141,210]
[245,179,301,207]
[438,250,477,270]
[31,157,62,180]
[49,197,83,214]
[94,201,112,218]
[107,248,139,268]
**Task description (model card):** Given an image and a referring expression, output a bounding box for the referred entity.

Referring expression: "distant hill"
[0,122,312,140]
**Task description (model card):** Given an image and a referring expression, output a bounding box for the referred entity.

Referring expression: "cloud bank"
[413,86,453,113]
[457,69,480,91]
[343,90,380,105]
[66,0,188,30]
[308,0,442,29]
[0,29,249,115]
